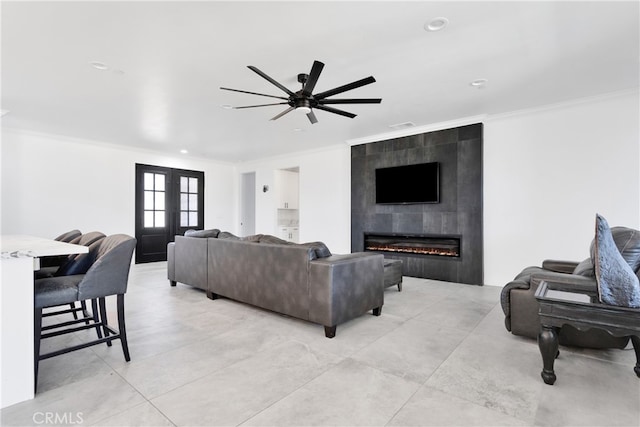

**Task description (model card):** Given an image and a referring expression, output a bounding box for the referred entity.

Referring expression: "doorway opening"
[240,172,256,236]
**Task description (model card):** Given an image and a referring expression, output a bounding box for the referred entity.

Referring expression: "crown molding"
[345,115,487,146]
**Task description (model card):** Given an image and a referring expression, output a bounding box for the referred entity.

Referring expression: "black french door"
[135,164,204,263]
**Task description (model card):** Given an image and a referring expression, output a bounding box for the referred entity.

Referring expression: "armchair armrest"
[542,259,579,274]
[531,271,598,297]
[545,276,598,294]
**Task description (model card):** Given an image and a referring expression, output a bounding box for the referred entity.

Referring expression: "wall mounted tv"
[375,162,440,204]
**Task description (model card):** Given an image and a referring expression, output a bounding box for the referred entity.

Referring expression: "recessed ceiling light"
[470,79,488,88]
[220,104,233,110]
[180,149,188,154]
[89,61,109,70]
[293,128,305,132]
[389,121,416,130]
[425,17,449,32]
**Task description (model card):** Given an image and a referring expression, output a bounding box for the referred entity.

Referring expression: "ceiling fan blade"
[234,102,289,109]
[307,110,318,124]
[270,107,295,121]
[313,76,376,100]
[301,60,324,97]
[318,98,382,105]
[220,87,289,101]
[248,66,295,97]
[314,105,357,119]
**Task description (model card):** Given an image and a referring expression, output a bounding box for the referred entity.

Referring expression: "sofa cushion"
[218,231,241,240]
[593,214,640,308]
[298,241,332,259]
[184,229,220,238]
[258,234,289,245]
[573,258,595,277]
[242,234,264,242]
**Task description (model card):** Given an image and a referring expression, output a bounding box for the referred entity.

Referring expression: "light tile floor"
[2,262,639,426]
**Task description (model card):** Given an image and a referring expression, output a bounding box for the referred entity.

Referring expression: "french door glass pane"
[155,192,165,210]
[144,191,154,209]
[144,211,154,227]
[155,174,165,192]
[144,173,154,191]
[178,175,200,228]
[154,211,165,227]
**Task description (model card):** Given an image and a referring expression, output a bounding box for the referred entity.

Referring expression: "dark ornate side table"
[534,280,640,385]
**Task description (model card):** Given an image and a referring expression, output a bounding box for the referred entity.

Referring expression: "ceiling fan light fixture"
[425,17,449,32]
[296,106,312,114]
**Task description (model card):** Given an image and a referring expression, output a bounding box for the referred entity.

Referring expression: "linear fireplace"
[364,233,461,258]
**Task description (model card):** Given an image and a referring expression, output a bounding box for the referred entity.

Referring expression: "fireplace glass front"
[364,233,461,258]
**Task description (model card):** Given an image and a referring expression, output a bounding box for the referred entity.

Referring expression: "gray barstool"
[33,234,136,391]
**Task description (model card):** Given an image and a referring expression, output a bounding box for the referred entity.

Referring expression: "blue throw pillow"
[593,214,640,308]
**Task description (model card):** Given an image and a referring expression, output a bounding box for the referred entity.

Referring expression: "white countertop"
[1,235,88,258]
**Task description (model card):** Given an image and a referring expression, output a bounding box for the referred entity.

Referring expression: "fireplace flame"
[366,244,459,257]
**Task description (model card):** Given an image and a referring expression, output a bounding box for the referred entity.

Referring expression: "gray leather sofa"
[168,230,384,338]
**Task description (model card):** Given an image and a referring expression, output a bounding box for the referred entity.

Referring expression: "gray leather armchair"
[501,226,640,349]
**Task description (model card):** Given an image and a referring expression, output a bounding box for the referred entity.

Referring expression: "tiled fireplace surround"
[351,123,483,285]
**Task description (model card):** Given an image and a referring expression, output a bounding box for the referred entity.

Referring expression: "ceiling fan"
[220,60,381,124]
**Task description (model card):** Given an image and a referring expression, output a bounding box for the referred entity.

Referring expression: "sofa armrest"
[541,259,579,274]
[308,253,384,327]
[173,236,209,290]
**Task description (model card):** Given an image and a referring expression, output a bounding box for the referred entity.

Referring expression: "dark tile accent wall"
[351,123,483,285]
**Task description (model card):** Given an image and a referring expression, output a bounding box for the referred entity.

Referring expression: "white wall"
[2,90,638,286]
[483,90,640,286]
[0,129,236,238]
[236,145,352,254]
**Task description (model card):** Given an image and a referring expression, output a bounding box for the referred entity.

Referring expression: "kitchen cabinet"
[279,227,299,243]
[275,170,299,209]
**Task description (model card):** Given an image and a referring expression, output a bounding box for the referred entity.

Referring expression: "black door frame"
[134,164,204,263]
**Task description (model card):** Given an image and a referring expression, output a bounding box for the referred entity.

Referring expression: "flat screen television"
[375,162,440,204]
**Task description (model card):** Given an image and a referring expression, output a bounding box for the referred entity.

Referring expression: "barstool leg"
[98,298,111,347]
[117,294,131,362]
[90,299,103,339]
